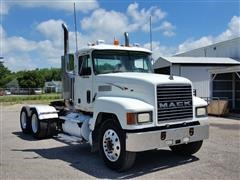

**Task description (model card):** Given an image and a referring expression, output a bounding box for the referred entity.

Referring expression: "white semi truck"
[19,24,209,171]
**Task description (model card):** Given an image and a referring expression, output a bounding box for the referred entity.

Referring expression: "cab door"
[74,55,93,112]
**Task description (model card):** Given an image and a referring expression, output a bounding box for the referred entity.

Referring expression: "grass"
[0,93,62,105]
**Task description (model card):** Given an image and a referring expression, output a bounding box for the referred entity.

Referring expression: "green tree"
[51,68,61,81]
[37,68,61,82]
[17,71,45,88]
[0,62,11,87]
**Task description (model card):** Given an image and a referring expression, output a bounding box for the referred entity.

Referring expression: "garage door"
[212,72,240,111]
[212,73,233,109]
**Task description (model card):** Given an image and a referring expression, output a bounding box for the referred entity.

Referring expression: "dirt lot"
[0,104,239,179]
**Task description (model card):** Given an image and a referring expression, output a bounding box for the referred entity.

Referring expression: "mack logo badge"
[158,101,192,109]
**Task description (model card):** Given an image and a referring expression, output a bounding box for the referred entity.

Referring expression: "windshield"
[92,50,153,74]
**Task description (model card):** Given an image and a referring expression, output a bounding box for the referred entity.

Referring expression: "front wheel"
[170,140,203,156]
[99,121,136,171]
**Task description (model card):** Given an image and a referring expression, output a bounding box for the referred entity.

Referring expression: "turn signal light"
[126,113,136,125]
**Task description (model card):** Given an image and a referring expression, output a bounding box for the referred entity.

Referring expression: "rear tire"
[20,107,31,134]
[99,120,136,171]
[170,141,203,156]
[30,110,56,139]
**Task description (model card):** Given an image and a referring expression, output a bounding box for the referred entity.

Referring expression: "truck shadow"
[12,132,39,141]
[12,132,199,179]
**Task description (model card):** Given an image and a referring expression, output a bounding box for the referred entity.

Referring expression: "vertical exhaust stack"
[61,23,72,101]
[124,32,130,47]
[62,24,69,55]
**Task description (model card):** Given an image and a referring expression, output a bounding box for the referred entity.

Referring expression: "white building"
[153,37,240,111]
[44,81,62,93]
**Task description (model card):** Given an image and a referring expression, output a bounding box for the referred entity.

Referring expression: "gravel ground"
[0,104,239,180]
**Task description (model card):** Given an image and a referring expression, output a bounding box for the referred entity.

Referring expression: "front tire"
[99,121,136,171]
[170,141,203,156]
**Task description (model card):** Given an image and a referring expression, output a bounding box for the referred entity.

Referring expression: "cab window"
[79,55,91,76]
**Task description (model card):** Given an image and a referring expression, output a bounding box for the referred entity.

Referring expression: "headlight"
[126,112,152,125]
[137,112,151,123]
[196,107,207,117]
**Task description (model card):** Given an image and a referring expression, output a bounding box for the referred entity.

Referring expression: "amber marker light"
[114,39,119,45]
[126,113,136,125]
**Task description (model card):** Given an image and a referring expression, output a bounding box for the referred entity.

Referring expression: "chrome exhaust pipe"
[62,23,69,55]
[124,32,130,47]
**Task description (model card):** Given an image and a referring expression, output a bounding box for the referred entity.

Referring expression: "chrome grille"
[157,85,193,122]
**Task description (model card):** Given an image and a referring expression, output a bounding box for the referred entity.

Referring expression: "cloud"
[1,3,174,71]
[0,24,5,37]
[0,25,4,57]
[36,19,90,51]
[178,36,213,53]
[127,2,167,32]
[7,56,37,71]
[80,2,173,41]
[2,18,91,71]
[0,2,9,15]
[177,16,240,53]
[143,41,176,60]
[127,3,166,22]
[2,0,99,15]
[36,40,63,65]
[36,19,65,47]
[153,21,176,37]
[1,21,64,71]
[81,9,130,41]
[81,9,128,34]
[5,36,37,53]
[216,16,240,42]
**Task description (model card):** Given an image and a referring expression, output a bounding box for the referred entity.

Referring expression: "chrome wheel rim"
[103,129,121,162]
[20,111,27,129]
[31,114,38,133]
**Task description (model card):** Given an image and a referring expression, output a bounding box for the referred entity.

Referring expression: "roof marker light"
[114,39,119,45]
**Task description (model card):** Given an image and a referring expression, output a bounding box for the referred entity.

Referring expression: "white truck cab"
[20,24,209,171]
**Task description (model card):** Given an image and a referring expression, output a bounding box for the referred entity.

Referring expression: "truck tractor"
[19,24,209,171]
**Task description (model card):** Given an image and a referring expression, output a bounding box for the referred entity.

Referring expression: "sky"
[0,0,239,72]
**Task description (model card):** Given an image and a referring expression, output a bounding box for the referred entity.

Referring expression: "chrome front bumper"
[126,123,209,152]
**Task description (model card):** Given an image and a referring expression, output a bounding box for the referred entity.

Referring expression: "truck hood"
[95,72,192,106]
[97,72,192,86]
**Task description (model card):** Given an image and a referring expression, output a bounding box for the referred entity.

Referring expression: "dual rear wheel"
[20,108,56,139]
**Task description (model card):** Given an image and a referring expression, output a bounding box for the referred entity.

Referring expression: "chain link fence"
[0,87,61,96]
